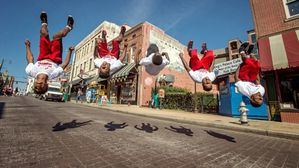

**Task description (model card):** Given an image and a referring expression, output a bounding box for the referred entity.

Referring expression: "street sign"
[213,58,243,77]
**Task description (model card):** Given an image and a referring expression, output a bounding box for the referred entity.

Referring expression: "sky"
[0,0,254,90]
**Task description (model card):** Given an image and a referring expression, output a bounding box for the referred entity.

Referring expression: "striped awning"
[258,29,299,71]
[111,63,136,79]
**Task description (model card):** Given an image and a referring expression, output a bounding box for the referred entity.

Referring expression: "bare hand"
[162,52,167,56]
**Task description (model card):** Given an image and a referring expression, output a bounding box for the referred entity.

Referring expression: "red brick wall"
[137,23,217,106]
[280,111,299,124]
[250,0,299,38]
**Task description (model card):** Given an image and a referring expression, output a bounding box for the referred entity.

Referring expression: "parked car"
[42,82,63,101]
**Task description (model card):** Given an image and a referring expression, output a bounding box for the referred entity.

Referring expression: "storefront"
[109,63,138,105]
[258,29,299,122]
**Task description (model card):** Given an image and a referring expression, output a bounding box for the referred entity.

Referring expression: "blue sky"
[0,0,253,90]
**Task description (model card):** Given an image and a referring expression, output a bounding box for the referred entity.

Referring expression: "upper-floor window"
[284,0,299,18]
[89,58,92,70]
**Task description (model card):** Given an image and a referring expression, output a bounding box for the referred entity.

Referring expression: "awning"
[258,29,299,71]
[111,63,136,79]
[87,76,106,84]
[71,78,82,85]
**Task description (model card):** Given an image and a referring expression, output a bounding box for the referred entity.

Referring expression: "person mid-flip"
[25,11,74,94]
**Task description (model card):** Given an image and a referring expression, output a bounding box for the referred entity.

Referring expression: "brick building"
[69,21,218,106]
[107,21,217,106]
[250,0,299,122]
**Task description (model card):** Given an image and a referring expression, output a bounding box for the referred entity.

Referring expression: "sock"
[66,25,72,30]
[42,23,47,26]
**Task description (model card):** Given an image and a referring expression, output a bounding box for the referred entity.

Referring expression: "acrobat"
[94,26,127,78]
[179,41,215,91]
[138,44,170,76]
[235,42,265,107]
[25,11,74,94]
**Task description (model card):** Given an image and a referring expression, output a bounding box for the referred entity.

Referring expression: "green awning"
[111,63,136,79]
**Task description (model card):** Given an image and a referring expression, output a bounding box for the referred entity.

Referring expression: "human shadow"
[104,121,128,131]
[204,130,236,143]
[165,126,194,136]
[0,102,5,119]
[52,120,92,132]
[134,123,159,133]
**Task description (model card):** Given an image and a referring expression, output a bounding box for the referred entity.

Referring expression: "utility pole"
[194,82,197,113]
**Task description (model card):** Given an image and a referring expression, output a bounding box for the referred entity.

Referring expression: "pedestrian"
[235,42,264,107]
[179,41,215,91]
[138,44,170,76]
[76,89,83,103]
[25,11,74,95]
[93,26,127,79]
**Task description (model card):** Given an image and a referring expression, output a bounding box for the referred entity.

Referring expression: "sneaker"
[67,15,74,29]
[200,42,207,54]
[40,11,47,24]
[120,26,126,36]
[247,44,254,55]
[239,41,249,54]
[101,30,107,39]
[187,40,193,51]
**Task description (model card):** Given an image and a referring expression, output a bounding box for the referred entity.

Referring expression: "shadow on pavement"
[0,102,5,119]
[134,123,158,133]
[104,121,128,131]
[52,120,92,131]
[165,126,193,136]
[204,130,236,143]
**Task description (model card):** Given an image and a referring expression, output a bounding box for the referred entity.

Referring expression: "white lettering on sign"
[213,58,243,77]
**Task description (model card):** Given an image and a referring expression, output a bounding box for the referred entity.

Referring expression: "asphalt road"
[0,96,298,168]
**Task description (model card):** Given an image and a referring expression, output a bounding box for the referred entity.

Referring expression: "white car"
[42,82,63,101]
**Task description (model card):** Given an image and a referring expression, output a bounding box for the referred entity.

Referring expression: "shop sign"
[213,58,243,77]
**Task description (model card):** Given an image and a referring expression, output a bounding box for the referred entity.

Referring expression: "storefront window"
[280,73,299,109]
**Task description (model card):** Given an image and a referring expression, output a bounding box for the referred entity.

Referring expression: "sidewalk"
[69,100,299,140]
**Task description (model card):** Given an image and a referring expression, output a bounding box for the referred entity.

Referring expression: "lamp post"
[194,81,197,112]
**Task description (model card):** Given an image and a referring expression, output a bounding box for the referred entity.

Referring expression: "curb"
[69,102,299,140]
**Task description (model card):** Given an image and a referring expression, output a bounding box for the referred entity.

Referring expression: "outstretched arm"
[25,40,34,64]
[179,53,191,72]
[119,44,128,62]
[60,46,74,69]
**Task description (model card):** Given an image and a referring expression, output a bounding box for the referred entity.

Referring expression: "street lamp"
[194,81,197,112]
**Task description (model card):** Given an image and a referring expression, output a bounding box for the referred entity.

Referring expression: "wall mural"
[149,30,185,73]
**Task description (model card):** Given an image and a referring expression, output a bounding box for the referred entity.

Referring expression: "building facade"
[250,0,299,121]
[69,21,218,106]
[69,21,128,99]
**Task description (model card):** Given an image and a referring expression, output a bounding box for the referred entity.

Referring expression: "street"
[0,97,298,168]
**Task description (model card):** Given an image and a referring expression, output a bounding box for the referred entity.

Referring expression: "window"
[284,0,299,18]
[89,58,92,70]
[75,66,78,76]
[130,45,136,62]
[84,62,86,71]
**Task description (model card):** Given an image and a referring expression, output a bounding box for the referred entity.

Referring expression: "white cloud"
[124,0,154,25]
